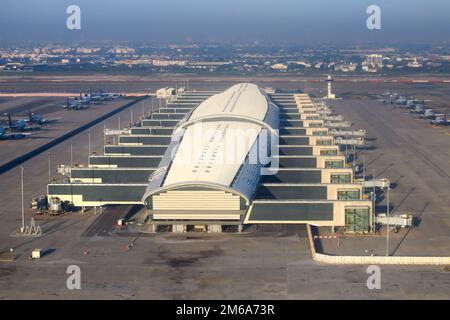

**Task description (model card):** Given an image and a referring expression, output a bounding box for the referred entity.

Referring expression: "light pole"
[69,140,73,183]
[362,155,366,195]
[353,145,356,167]
[386,186,390,256]
[48,152,51,183]
[118,116,121,130]
[70,140,73,166]
[372,168,376,233]
[20,166,24,232]
[130,107,133,126]
[345,144,349,161]
[88,129,91,156]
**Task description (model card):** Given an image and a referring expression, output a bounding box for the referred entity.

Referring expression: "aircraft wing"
[44,118,61,123]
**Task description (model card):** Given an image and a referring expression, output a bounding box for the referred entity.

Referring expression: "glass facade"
[320,149,338,156]
[338,190,360,200]
[325,160,343,168]
[345,207,370,233]
[317,139,332,146]
[331,173,351,183]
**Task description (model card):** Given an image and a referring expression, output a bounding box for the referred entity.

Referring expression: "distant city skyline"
[1,0,449,45]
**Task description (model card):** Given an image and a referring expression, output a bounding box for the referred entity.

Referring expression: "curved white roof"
[188,83,268,122]
[163,121,261,186]
[142,83,278,203]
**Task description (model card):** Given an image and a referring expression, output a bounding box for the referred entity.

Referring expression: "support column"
[172,224,187,233]
[207,225,222,233]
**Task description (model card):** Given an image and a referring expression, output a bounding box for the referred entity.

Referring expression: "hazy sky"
[1,0,449,45]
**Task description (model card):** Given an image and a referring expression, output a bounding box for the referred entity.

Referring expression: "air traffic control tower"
[47,83,373,233]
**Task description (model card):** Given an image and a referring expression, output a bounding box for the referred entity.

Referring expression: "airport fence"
[306,224,450,266]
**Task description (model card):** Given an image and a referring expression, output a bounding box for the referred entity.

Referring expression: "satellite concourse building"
[48,83,373,233]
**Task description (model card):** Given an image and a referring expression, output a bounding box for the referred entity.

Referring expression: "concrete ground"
[0,96,145,168]
[1,223,450,299]
[319,98,450,257]
[0,82,449,299]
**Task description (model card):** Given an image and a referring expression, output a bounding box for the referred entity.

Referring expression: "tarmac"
[0,84,449,299]
[319,98,450,258]
[0,97,148,169]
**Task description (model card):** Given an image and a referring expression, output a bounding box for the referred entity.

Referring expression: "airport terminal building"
[48,83,373,233]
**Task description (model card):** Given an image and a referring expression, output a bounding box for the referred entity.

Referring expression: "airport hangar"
[47,83,372,233]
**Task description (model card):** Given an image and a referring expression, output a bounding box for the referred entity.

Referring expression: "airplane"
[430,114,450,126]
[393,96,407,105]
[4,113,26,131]
[76,92,93,105]
[410,104,426,113]
[377,92,404,104]
[60,97,90,110]
[26,110,60,124]
[376,97,389,104]
[420,109,435,119]
[3,113,40,131]
[0,125,31,140]
[89,90,115,102]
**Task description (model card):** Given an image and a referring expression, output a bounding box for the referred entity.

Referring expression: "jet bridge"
[335,137,365,146]
[329,129,366,138]
[324,121,352,128]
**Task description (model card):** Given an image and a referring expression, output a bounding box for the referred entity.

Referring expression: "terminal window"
[331,173,351,184]
[338,190,360,200]
[317,139,332,146]
[325,160,343,168]
[345,207,371,233]
[320,149,338,156]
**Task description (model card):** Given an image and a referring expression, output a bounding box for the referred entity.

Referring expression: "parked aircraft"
[26,110,60,124]
[3,113,40,131]
[430,114,450,126]
[0,125,30,140]
[60,97,90,110]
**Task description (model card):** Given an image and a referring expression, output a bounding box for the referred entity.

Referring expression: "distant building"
[109,47,136,54]
[407,58,423,68]
[156,87,176,99]
[76,48,100,54]
[51,48,71,54]
[152,59,187,67]
[188,61,232,68]
[363,54,383,72]
[271,63,288,70]
[365,54,383,68]
[314,62,323,69]
[294,61,311,68]
[334,63,357,72]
